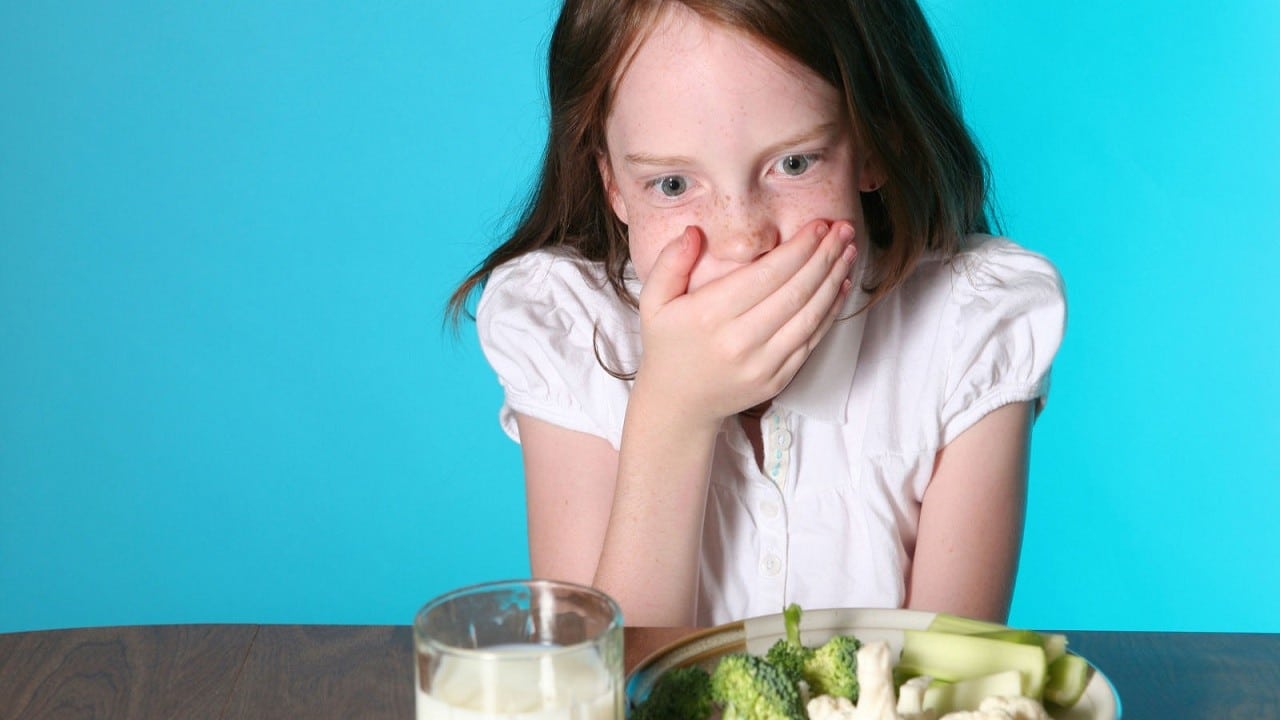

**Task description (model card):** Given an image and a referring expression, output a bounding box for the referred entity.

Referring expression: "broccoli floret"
[803,634,862,701]
[710,652,806,720]
[765,603,813,684]
[631,665,714,720]
[764,639,812,685]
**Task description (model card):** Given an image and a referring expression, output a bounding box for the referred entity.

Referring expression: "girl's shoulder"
[474,248,640,448]
[920,234,1061,294]
[891,234,1065,319]
[878,235,1066,445]
[860,233,1066,392]
[475,247,639,365]
[476,247,635,326]
[481,247,613,301]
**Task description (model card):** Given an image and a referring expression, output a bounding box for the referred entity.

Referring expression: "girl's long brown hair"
[446,0,992,324]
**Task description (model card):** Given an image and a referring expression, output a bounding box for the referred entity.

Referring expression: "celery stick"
[922,670,1023,714]
[931,613,1069,664]
[974,629,1044,646]
[975,628,1069,663]
[1044,653,1095,707]
[1043,632,1068,664]
[899,630,1047,698]
[927,613,1008,635]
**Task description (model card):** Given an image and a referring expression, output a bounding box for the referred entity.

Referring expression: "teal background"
[2,2,1277,634]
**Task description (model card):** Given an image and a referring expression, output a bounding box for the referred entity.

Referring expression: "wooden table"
[1,624,1277,718]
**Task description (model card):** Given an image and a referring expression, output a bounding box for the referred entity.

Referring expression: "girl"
[449,0,1065,628]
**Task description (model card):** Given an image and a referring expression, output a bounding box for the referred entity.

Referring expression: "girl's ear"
[596,153,629,224]
[858,153,887,193]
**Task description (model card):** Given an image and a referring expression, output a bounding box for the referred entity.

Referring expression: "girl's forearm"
[907,402,1032,623]
[593,379,722,626]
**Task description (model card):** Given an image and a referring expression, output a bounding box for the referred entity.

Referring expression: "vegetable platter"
[626,607,1119,719]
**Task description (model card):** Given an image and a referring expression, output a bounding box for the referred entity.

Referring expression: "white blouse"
[476,236,1066,627]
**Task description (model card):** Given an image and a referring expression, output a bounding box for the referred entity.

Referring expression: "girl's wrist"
[628,371,726,439]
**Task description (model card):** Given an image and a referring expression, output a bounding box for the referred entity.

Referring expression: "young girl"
[449,0,1065,628]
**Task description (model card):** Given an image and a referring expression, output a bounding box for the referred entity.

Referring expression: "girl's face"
[600,5,882,289]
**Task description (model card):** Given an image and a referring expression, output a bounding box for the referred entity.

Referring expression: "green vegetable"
[899,629,1047,698]
[764,603,813,685]
[927,612,1007,635]
[1044,653,1095,707]
[931,612,1068,664]
[784,603,803,646]
[631,665,714,720]
[764,640,810,686]
[802,634,862,701]
[972,629,1045,646]
[709,652,806,720]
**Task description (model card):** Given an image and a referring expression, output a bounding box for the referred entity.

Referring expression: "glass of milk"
[413,579,624,720]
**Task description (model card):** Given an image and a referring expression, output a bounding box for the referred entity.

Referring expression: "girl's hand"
[634,219,857,429]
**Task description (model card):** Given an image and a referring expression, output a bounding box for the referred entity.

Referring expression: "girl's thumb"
[641,226,701,310]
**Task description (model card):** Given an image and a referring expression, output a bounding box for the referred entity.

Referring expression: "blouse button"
[763,554,782,576]
[760,501,780,519]
[773,429,793,450]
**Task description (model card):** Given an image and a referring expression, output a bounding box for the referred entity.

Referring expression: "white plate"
[626,608,1120,719]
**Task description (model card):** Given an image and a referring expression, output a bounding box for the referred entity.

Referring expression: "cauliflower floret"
[851,641,898,720]
[977,695,1051,720]
[807,641,908,720]
[937,695,1050,720]
[896,675,932,716]
[807,694,857,720]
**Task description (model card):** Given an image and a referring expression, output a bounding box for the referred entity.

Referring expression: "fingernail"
[815,222,830,239]
[841,278,853,293]
[842,244,856,263]
[838,224,855,243]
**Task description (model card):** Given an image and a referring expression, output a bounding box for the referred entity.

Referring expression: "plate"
[626,608,1120,719]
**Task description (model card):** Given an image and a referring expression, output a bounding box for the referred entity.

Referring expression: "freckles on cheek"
[624,209,684,283]
[794,177,860,229]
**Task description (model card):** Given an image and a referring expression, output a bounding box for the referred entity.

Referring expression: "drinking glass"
[414,579,624,719]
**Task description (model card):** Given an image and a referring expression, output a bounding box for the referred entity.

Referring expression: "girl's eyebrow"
[624,122,841,169]
[624,151,696,168]
[757,122,841,161]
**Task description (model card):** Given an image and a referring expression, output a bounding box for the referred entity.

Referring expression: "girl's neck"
[739,400,772,420]
[739,401,773,471]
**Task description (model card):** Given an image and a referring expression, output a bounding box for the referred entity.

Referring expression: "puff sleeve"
[475,249,639,449]
[939,238,1067,446]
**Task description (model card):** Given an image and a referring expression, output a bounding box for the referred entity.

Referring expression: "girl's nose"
[704,199,780,263]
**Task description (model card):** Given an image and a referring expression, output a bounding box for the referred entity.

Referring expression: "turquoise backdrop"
[2,2,1277,634]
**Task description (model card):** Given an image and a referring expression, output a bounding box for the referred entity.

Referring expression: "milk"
[415,644,622,720]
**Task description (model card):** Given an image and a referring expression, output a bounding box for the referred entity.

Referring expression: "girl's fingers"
[638,226,701,314]
[769,277,854,388]
[731,221,856,349]
[701,219,836,315]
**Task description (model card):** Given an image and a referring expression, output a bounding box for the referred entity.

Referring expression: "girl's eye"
[653,175,689,197]
[776,154,818,176]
